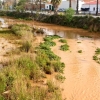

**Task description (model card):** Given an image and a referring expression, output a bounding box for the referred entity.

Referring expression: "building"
[81,0,100,14]
[58,0,84,11]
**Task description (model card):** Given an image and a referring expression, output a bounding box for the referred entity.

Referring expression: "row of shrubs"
[35,35,65,74]
[0,11,100,32]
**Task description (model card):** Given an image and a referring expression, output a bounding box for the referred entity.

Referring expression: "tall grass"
[0,25,63,100]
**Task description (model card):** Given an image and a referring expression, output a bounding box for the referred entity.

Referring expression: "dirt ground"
[0,37,15,62]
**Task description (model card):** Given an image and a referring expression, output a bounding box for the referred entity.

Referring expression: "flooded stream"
[2,17,100,100]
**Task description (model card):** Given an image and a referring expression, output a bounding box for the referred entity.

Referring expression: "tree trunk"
[54,6,58,15]
[76,0,78,14]
[96,0,98,15]
[69,0,71,8]
[40,0,41,11]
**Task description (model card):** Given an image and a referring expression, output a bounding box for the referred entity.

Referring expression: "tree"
[51,0,61,14]
[65,8,75,23]
[16,0,28,12]
[96,0,98,15]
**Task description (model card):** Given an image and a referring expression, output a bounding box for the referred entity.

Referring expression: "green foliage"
[93,55,98,60]
[36,35,65,74]
[44,41,56,47]
[78,50,82,53]
[33,87,47,100]
[11,24,32,37]
[16,0,27,12]
[16,56,41,81]
[47,80,58,92]
[59,39,67,43]
[93,48,100,64]
[44,35,60,41]
[55,74,66,83]
[95,48,100,54]
[53,61,65,73]
[65,8,75,23]
[60,44,69,51]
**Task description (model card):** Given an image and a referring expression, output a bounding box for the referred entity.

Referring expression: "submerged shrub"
[93,48,100,64]
[60,44,69,51]
[44,35,60,41]
[59,39,67,43]
[78,50,82,53]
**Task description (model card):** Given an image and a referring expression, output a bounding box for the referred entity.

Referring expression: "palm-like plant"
[51,0,61,14]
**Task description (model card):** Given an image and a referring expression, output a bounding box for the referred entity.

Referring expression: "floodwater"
[3,17,100,100]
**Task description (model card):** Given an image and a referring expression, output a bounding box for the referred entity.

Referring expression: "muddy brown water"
[3,17,100,100]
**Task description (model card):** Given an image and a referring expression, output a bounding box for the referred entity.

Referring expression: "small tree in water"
[51,0,61,14]
[65,8,75,23]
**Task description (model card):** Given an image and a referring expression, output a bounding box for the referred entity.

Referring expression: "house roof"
[83,0,100,5]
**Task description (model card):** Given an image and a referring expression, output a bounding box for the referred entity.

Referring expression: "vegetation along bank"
[0,11,100,32]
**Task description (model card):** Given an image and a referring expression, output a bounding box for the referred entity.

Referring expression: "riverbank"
[0,11,100,32]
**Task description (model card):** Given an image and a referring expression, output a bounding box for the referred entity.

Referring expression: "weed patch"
[59,39,67,43]
[60,44,69,51]
[93,48,100,64]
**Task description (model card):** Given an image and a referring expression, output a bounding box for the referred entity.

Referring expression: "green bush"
[60,44,69,51]
[44,35,60,41]
[55,74,66,83]
[53,62,65,73]
[35,36,64,74]
[95,48,100,54]
[78,50,82,53]
[65,8,75,23]
[59,39,67,43]
[47,80,58,93]
[44,41,56,47]
[93,55,98,60]
[17,56,41,81]
[11,24,32,37]
[93,48,100,64]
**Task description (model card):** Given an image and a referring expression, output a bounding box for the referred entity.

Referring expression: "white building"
[45,0,84,11]
[45,3,53,10]
[58,0,84,11]
[81,0,100,14]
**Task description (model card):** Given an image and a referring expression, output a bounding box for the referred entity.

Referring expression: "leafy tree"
[16,0,28,12]
[65,8,75,23]
[51,0,61,14]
